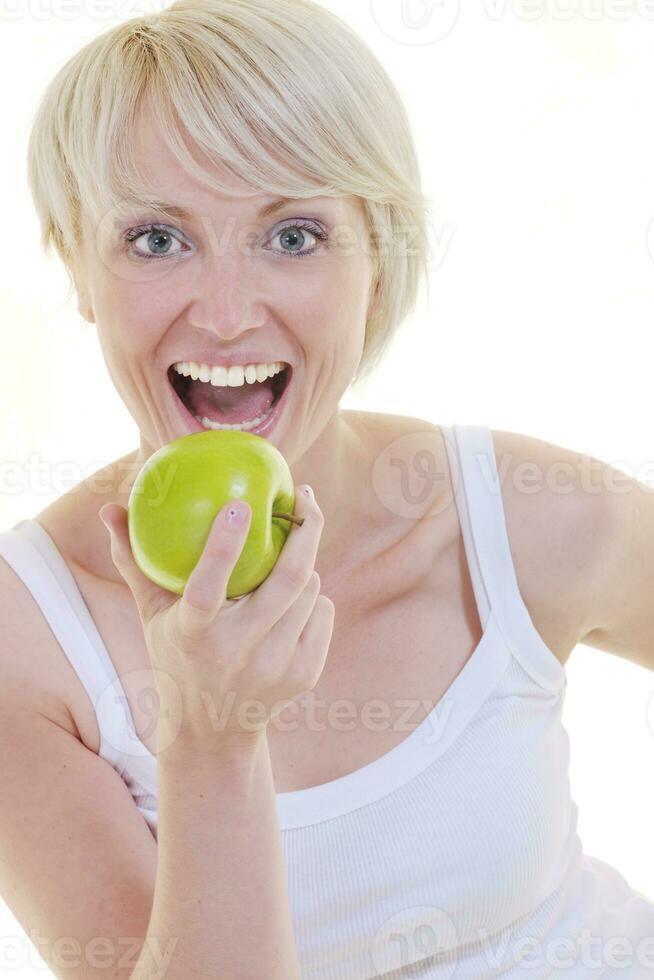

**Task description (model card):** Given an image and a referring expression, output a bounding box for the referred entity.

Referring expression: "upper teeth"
[173,360,285,387]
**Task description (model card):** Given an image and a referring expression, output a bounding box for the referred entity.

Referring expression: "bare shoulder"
[0,468,113,742]
[0,462,134,753]
[0,548,83,739]
[489,426,620,655]
[362,413,614,663]
[346,408,442,455]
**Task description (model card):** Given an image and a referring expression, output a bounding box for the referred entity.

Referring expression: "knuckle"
[300,492,322,520]
[163,610,190,654]
[303,672,321,692]
[204,537,234,564]
[312,506,325,527]
[181,579,218,616]
[278,561,309,591]
[177,599,212,638]
[294,659,322,692]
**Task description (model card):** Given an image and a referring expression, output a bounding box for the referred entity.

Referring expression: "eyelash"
[122,220,329,262]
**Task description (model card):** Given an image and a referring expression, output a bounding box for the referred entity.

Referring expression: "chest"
[66,521,486,793]
[266,561,484,791]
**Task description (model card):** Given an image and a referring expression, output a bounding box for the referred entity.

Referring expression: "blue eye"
[122,225,187,262]
[123,220,328,262]
[122,225,185,262]
[268,221,328,259]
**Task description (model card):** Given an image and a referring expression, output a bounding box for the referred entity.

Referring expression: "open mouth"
[167,363,292,433]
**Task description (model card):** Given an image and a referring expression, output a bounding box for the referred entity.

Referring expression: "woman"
[1,0,653,977]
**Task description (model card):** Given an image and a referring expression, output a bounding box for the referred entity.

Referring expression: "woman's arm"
[575,469,654,672]
[132,732,300,980]
[492,427,654,671]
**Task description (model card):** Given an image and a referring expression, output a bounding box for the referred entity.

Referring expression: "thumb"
[98,504,171,622]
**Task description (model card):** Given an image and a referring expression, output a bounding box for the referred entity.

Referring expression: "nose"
[185,240,267,342]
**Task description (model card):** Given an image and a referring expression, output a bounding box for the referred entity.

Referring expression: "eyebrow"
[119,196,320,224]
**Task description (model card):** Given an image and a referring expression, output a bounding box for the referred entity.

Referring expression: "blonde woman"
[1,1,653,977]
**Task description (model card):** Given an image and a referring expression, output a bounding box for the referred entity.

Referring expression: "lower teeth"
[193,403,275,432]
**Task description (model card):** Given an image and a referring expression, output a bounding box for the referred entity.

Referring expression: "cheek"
[310,272,371,341]
[96,284,176,353]
[305,257,369,312]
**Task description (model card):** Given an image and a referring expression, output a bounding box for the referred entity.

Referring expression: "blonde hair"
[26,0,433,386]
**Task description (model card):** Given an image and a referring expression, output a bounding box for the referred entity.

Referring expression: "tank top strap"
[0,519,130,770]
[440,424,566,695]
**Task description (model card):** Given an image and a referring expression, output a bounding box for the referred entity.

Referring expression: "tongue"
[185,376,277,424]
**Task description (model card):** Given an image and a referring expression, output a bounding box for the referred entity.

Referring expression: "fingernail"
[226,500,249,526]
[99,511,111,532]
[301,485,313,498]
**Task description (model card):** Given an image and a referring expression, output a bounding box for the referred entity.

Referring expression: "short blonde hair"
[26,0,433,385]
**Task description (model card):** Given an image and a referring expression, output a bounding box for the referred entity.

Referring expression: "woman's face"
[73,107,378,463]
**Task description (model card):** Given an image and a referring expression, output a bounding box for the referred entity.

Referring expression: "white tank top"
[1,423,652,979]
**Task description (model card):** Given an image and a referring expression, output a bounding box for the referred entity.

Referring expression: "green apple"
[127,429,303,599]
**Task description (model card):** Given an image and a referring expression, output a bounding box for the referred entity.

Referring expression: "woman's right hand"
[98,487,334,749]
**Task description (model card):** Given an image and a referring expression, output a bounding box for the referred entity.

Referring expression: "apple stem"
[272,511,305,527]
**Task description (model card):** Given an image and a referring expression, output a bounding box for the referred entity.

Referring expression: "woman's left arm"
[493,428,654,673]
[577,456,654,673]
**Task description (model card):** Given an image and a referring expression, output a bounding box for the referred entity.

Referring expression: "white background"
[1,0,654,975]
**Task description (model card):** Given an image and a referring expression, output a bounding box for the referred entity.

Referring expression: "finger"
[99,504,173,622]
[294,595,335,688]
[256,571,322,676]
[177,498,252,634]
[247,486,323,625]
[265,590,335,703]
